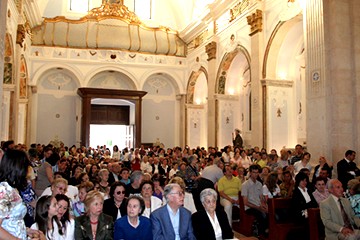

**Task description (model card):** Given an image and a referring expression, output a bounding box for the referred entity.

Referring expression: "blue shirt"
[166,204,180,240]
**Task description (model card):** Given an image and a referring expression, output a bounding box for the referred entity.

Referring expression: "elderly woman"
[75,190,113,240]
[114,195,153,240]
[103,182,127,222]
[139,180,163,218]
[192,188,233,240]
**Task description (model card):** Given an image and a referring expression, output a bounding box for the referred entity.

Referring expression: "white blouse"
[206,212,222,240]
[31,219,75,240]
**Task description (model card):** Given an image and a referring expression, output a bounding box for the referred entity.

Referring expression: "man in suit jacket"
[320,179,360,240]
[232,128,243,148]
[151,183,196,240]
[107,162,121,185]
[337,150,360,189]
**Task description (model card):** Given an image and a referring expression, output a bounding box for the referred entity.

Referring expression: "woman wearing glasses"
[103,182,127,222]
[192,188,233,240]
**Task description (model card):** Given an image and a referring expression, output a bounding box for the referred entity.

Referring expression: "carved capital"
[247,9,263,36]
[205,41,217,61]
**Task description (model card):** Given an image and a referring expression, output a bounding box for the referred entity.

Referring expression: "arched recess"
[141,72,181,148]
[215,46,251,147]
[1,33,14,141]
[262,14,305,151]
[32,67,81,146]
[87,70,137,90]
[185,67,208,148]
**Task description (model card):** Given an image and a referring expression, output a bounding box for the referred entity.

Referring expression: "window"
[70,0,91,12]
[124,0,151,19]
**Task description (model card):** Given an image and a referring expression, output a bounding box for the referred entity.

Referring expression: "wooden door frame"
[77,88,147,147]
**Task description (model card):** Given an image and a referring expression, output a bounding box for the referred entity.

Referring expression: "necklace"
[90,220,98,224]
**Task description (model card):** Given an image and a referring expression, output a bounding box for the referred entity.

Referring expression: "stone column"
[206,41,217,147]
[305,0,360,165]
[0,0,8,135]
[247,9,264,147]
[176,94,186,148]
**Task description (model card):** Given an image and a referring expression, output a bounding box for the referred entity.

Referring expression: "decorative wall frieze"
[246,9,262,36]
[230,0,250,22]
[261,79,293,88]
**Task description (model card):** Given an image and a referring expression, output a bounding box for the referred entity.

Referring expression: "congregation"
[0,134,360,240]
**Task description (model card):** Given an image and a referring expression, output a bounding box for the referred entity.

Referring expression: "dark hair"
[345,150,356,157]
[109,181,126,198]
[302,152,311,159]
[295,171,309,187]
[127,195,145,215]
[2,140,14,151]
[314,177,327,185]
[249,164,261,172]
[35,196,63,238]
[120,167,130,174]
[77,172,89,183]
[55,194,70,232]
[0,149,30,191]
[265,172,279,193]
[46,153,60,166]
[140,180,154,193]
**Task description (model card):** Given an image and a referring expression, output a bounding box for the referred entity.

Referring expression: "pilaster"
[0,0,8,139]
[206,41,217,147]
[247,8,264,148]
[176,94,186,148]
[305,0,359,165]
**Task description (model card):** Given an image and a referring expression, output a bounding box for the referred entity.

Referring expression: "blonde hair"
[169,176,186,190]
[98,168,109,177]
[84,190,104,214]
[51,178,68,188]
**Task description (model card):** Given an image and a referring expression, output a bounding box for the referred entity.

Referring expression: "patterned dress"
[0,181,27,239]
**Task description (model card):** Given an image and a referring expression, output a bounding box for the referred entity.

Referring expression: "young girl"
[55,194,75,239]
[72,181,94,217]
[31,195,73,240]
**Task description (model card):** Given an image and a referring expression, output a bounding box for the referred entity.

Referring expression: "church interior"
[1,0,359,166]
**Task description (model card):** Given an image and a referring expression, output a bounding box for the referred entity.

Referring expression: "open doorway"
[89,124,134,149]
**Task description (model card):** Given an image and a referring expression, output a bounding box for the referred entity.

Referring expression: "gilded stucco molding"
[230,0,250,22]
[247,9,263,36]
[31,2,185,56]
[205,41,217,61]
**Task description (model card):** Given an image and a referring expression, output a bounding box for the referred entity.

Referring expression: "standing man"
[320,179,360,240]
[151,183,195,240]
[232,128,243,149]
[337,150,360,189]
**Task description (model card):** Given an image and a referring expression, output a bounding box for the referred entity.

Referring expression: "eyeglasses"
[115,191,126,195]
[169,191,184,196]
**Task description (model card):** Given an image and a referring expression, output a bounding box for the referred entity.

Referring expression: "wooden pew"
[267,198,303,240]
[232,191,256,237]
[308,208,325,240]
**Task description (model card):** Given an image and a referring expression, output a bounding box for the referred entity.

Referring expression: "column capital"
[247,9,263,36]
[205,41,217,61]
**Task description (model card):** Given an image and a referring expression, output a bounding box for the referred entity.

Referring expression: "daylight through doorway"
[89,124,134,150]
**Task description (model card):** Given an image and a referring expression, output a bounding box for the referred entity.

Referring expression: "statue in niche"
[3,63,12,84]
[218,71,226,94]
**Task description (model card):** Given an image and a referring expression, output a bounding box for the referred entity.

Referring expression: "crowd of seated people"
[1,139,360,239]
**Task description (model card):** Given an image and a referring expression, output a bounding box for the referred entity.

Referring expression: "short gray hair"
[200,188,217,204]
[130,170,143,184]
[164,183,181,201]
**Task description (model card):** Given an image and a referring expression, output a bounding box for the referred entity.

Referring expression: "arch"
[31,63,82,87]
[215,45,251,94]
[186,66,208,104]
[140,69,183,94]
[84,66,138,90]
[262,14,302,79]
[87,70,137,91]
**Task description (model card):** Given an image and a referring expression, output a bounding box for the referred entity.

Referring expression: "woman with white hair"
[192,188,233,240]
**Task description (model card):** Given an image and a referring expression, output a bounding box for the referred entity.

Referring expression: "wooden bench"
[308,208,325,240]
[268,198,304,240]
[232,191,256,237]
